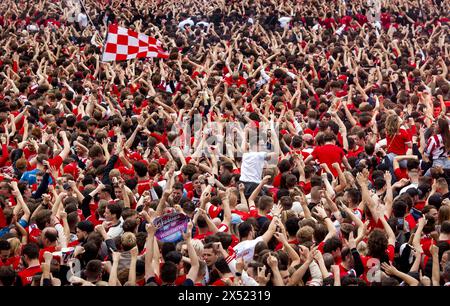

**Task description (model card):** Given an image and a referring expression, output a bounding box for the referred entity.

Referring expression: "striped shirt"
[425,134,447,160]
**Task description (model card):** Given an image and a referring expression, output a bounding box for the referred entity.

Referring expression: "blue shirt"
[0,219,28,238]
[20,169,53,185]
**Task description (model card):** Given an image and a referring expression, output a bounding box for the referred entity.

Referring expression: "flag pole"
[78,0,104,44]
[99,20,110,95]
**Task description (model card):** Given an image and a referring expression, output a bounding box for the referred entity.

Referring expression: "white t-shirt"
[77,13,88,28]
[278,17,292,28]
[240,152,267,183]
[107,218,124,239]
[178,18,195,29]
[399,183,419,195]
[196,21,209,27]
[233,236,264,264]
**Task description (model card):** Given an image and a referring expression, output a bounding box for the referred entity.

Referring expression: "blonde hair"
[7,238,21,256]
[191,239,204,257]
[121,232,137,251]
[296,226,314,244]
[385,114,400,137]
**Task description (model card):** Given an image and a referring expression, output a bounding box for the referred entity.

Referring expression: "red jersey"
[18,265,42,286]
[360,244,395,283]
[212,277,235,286]
[39,246,57,263]
[311,144,345,177]
[386,129,411,155]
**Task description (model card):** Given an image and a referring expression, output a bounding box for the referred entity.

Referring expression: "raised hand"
[314,205,328,220]
[146,222,158,235]
[381,262,398,276]
[43,251,53,263]
[130,246,139,258]
[267,255,278,269]
[257,266,271,286]
[112,251,121,263]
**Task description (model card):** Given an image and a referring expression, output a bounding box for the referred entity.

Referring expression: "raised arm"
[381,262,419,286]
[184,222,199,283]
[144,223,157,281]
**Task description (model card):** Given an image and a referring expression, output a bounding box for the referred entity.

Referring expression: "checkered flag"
[101,24,169,62]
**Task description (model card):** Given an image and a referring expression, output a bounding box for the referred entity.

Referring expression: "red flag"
[101,24,169,62]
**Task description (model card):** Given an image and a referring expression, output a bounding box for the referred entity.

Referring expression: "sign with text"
[153,212,189,243]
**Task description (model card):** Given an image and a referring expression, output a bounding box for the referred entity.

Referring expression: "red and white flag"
[102,24,169,62]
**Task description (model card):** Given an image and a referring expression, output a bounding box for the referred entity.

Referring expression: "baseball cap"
[231,213,243,225]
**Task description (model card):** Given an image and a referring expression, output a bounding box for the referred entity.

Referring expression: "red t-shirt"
[136,179,155,195]
[18,265,42,286]
[404,214,417,231]
[394,168,408,180]
[194,230,214,241]
[273,173,282,188]
[360,244,395,283]
[346,146,364,159]
[212,277,235,286]
[48,155,63,169]
[386,129,411,155]
[311,144,345,177]
[39,246,57,263]
[2,255,21,271]
[299,181,311,194]
[420,236,435,257]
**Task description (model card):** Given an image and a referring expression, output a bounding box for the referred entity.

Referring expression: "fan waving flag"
[102,24,169,62]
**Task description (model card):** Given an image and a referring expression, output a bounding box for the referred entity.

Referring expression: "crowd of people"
[0,0,450,287]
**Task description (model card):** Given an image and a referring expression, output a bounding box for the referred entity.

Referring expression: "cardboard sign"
[153,212,189,243]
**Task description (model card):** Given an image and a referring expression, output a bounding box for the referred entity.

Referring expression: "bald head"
[42,227,58,246]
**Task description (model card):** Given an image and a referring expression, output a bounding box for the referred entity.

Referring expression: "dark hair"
[392,200,408,218]
[22,243,39,260]
[35,209,52,230]
[161,242,176,260]
[0,240,10,251]
[323,236,342,253]
[165,251,182,264]
[133,162,148,177]
[440,220,450,234]
[214,257,231,274]
[278,159,291,173]
[173,182,184,191]
[346,188,361,205]
[367,229,389,260]
[0,266,16,286]
[285,217,300,237]
[238,221,253,239]
[106,203,122,220]
[43,229,58,243]
[160,262,178,284]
